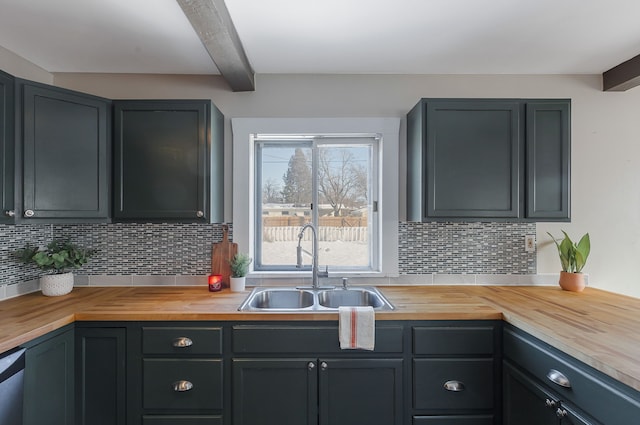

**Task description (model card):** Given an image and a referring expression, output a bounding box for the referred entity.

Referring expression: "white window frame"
[232,118,399,278]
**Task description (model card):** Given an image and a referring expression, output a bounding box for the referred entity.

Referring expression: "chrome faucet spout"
[296,223,324,289]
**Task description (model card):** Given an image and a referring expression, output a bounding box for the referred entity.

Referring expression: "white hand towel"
[339,306,375,351]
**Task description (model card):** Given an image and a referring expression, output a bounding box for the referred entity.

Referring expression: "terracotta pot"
[558,271,586,292]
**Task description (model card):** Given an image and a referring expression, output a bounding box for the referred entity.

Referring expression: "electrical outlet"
[525,235,536,252]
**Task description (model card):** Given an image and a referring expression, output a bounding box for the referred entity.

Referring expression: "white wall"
[39,73,640,298]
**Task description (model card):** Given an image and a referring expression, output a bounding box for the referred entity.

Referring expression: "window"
[232,118,399,278]
[255,136,378,271]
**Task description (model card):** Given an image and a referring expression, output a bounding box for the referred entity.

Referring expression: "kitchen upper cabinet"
[19,80,110,221]
[23,326,75,425]
[407,98,570,221]
[113,100,223,222]
[0,70,14,223]
[526,101,570,220]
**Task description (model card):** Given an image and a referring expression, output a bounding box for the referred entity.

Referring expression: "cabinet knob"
[196,210,204,218]
[24,209,35,218]
[320,361,328,371]
[443,380,466,392]
[308,362,316,370]
[172,337,193,348]
[4,210,15,217]
[172,380,194,392]
[547,369,571,388]
[545,398,558,409]
[555,408,568,418]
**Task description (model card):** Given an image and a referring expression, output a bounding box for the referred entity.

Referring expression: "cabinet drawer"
[143,359,223,410]
[413,326,494,355]
[233,325,403,354]
[413,415,494,425]
[414,359,494,410]
[503,327,640,425]
[142,415,223,425]
[142,327,222,355]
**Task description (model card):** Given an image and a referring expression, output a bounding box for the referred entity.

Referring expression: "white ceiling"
[0,0,639,75]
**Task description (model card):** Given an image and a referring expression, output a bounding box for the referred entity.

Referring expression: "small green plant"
[547,231,590,273]
[229,253,252,278]
[15,239,96,273]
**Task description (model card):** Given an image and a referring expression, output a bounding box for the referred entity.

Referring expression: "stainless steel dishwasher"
[0,347,26,425]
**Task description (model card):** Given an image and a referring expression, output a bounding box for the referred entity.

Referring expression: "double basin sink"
[238,286,394,312]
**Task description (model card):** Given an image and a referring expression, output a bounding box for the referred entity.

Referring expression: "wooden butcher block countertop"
[0,285,639,392]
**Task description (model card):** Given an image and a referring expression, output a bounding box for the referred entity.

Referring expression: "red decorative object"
[208,274,223,292]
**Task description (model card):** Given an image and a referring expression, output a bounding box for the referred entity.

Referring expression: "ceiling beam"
[177,0,255,92]
[603,53,640,91]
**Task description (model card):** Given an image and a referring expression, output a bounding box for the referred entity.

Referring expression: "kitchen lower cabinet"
[503,361,594,425]
[503,325,640,425]
[19,80,110,221]
[113,100,223,222]
[22,326,75,425]
[135,324,225,424]
[232,323,405,425]
[319,358,403,425]
[233,358,403,425]
[412,323,501,424]
[232,359,318,425]
[0,70,15,223]
[75,326,126,425]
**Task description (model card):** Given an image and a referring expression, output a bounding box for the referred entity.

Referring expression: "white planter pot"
[230,277,246,292]
[40,272,74,296]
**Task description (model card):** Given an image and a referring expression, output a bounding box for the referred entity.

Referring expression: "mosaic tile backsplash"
[1,221,536,288]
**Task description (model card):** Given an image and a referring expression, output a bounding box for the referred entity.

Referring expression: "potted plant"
[15,239,96,296]
[547,231,590,292]
[228,252,252,292]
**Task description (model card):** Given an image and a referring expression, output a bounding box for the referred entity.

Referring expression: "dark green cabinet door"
[113,100,223,222]
[23,328,75,425]
[503,361,559,425]
[0,70,14,223]
[526,101,570,220]
[319,358,403,425]
[20,81,110,220]
[407,98,571,221]
[75,327,126,425]
[425,100,522,218]
[232,359,318,425]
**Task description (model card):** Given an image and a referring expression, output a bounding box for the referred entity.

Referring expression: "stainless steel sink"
[242,288,315,310]
[317,288,387,309]
[238,286,394,312]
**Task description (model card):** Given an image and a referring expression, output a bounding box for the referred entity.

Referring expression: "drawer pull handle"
[443,380,465,392]
[173,380,194,392]
[172,337,193,348]
[556,408,568,418]
[547,369,571,388]
[545,398,558,409]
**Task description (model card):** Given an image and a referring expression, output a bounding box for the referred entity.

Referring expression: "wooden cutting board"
[211,225,237,288]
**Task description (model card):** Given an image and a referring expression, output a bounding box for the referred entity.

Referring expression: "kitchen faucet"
[296,223,328,289]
